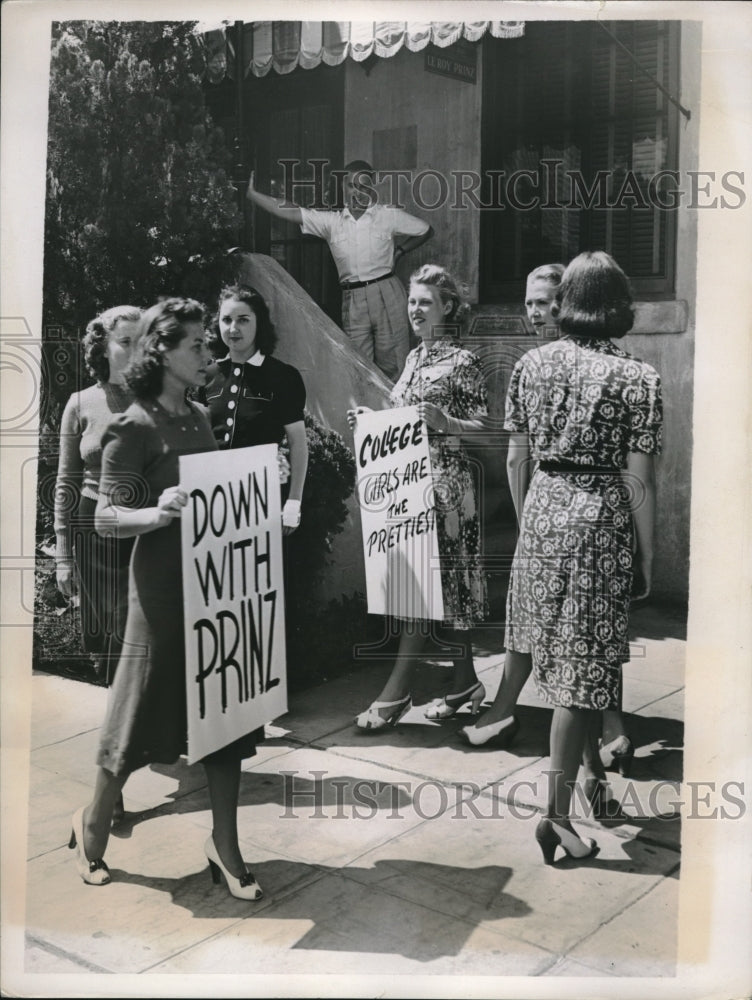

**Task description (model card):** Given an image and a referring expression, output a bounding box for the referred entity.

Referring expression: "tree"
[44,20,241,375]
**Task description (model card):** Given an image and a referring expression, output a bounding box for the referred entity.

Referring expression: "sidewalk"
[22,603,685,984]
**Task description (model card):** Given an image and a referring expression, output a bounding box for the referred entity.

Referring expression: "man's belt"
[340,271,395,290]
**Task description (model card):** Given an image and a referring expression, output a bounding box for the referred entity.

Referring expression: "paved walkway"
[20,603,685,986]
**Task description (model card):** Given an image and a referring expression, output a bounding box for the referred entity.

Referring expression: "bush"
[283,411,374,691]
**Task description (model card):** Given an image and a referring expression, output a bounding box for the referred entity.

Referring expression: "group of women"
[55,247,661,894]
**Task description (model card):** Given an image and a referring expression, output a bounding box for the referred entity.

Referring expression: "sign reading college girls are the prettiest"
[354,406,444,621]
[179,445,286,763]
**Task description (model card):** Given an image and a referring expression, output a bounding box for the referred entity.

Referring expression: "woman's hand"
[282,499,301,537]
[154,486,188,526]
[56,561,76,598]
[277,448,291,485]
[346,405,373,431]
[247,169,257,195]
[417,402,449,433]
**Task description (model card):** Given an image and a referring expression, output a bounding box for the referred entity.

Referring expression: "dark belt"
[538,460,622,475]
[340,271,395,290]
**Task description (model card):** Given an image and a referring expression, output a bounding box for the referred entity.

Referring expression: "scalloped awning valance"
[198,21,525,81]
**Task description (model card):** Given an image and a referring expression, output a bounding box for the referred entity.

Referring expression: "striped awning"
[198,21,525,81]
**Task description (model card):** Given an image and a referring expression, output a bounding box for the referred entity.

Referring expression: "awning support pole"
[597,21,691,121]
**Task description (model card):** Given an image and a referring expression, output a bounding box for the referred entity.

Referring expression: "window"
[480,20,680,301]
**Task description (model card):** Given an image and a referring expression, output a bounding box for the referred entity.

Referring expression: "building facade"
[204,18,702,604]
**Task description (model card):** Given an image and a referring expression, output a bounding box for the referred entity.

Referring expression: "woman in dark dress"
[70,299,263,900]
[480,252,662,863]
[204,284,308,533]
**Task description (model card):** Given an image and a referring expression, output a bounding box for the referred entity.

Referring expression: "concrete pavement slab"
[622,678,685,714]
[23,943,99,975]
[545,956,617,976]
[568,875,679,976]
[25,811,323,974]
[231,745,431,867]
[32,731,210,811]
[634,689,685,721]
[339,804,679,968]
[29,673,105,750]
[149,868,556,976]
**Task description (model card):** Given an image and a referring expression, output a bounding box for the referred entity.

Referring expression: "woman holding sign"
[70,298,265,901]
[348,264,489,730]
[204,284,308,534]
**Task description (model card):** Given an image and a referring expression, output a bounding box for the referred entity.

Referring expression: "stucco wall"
[622,19,700,603]
[344,47,483,298]
[342,27,700,604]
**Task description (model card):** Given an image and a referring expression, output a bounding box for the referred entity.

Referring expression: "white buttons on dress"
[226,417,233,426]
[233,367,241,377]
[224,433,230,442]
[230,385,238,394]
[228,400,236,410]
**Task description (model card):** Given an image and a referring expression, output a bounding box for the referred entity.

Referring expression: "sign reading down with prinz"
[180,445,286,763]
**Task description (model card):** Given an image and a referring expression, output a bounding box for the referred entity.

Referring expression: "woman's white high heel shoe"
[69,807,111,885]
[459,714,520,748]
[424,681,486,720]
[204,836,263,901]
[354,694,412,731]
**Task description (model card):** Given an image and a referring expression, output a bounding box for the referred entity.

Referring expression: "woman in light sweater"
[55,305,142,685]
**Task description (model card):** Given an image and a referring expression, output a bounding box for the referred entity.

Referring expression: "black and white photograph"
[1,1,751,997]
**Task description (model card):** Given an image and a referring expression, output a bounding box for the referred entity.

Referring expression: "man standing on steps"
[246,160,433,382]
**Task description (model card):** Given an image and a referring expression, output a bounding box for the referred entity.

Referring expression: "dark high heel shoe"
[459,714,519,749]
[600,736,635,777]
[69,807,111,885]
[205,836,263,901]
[535,818,599,865]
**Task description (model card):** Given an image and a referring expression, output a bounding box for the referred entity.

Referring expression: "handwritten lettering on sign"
[180,445,286,763]
[354,406,444,621]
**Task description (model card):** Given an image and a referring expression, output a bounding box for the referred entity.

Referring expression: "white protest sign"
[180,445,287,763]
[354,405,444,621]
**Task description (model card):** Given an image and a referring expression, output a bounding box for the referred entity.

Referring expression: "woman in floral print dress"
[483,251,662,863]
[347,264,489,730]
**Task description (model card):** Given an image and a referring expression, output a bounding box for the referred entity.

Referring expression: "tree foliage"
[44,20,241,366]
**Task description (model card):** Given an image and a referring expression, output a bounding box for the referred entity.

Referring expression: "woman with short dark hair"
[204,284,308,534]
[69,298,265,900]
[480,251,662,863]
[54,304,142,683]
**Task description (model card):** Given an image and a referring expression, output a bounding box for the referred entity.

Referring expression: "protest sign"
[180,444,286,763]
[354,405,444,621]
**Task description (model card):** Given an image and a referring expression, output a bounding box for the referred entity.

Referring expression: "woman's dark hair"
[552,251,635,340]
[214,284,277,357]
[82,305,142,382]
[409,263,472,329]
[125,297,206,399]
